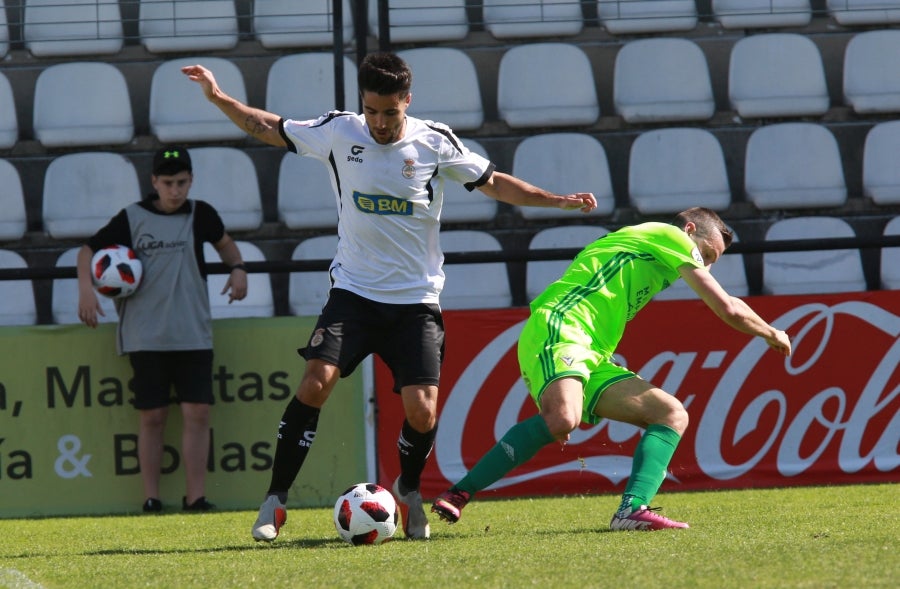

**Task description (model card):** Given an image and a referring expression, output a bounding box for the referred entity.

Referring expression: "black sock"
[267,397,320,498]
[397,419,436,492]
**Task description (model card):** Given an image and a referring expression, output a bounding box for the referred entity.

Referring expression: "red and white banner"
[375,292,900,498]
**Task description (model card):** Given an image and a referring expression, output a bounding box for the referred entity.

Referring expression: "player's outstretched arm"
[680,264,792,356]
[181,64,286,148]
[477,171,597,213]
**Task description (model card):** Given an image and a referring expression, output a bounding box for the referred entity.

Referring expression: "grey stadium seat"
[254,0,354,49]
[511,133,615,219]
[42,152,140,240]
[763,217,866,295]
[629,128,731,215]
[139,0,238,53]
[483,0,583,39]
[728,33,829,118]
[33,62,133,148]
[204,241,274,319]
[0,250,37,326]
[744,123,846,210]
[712,0,811,29]
[439,230,511,310]
[614,38,714,124]
[497,43,599,129]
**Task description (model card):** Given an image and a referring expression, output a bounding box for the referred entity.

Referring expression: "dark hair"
[673,207,734,248]
[357,52,412,97]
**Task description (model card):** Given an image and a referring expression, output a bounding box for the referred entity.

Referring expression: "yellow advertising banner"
[0,318,369,518]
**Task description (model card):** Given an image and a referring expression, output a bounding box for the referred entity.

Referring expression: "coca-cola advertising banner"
[375,292,900,497]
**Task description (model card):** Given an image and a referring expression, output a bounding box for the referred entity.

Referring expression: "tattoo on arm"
[243,114,267,137]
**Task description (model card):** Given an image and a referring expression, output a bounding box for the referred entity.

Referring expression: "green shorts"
[517,310,636,425]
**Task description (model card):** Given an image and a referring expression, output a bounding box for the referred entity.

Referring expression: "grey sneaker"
[392,477,431,540]
[251,495,287,542]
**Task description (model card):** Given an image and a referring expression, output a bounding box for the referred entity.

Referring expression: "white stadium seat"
[33,62,133,148]
[398,48,484,131]
[186,147,263,232]
[0,1,8,58]
[368,0,469,43]
[827,0,900,25]
[863,121,900,205]
[439,230,511,310]
[744,123,846,210]
[526,226,608,302]
[629,128,731,215]
[52,248,118,325]
[598,0,697,34]
[277,154,338,230]
[204,241,274,319]
[0,72,17,149]
[266,53,358,121]
[0,160,26,242]
[0,250,37,326]
[43,152,141,240]
[440,139,498,224]
[729,33,829,118]
[881,217,900,290]
[614,38,714,124]
[483,0,583,39]
[763,217,866,295]
[843,30,900,115]
[289,235,339,317]
[139,0,238,53]
[24,0,123,57]
[254,0,354,49]
[712,0,812,29]
[150,57,248,143]
[511,133,615,219]
[498,43,599,129]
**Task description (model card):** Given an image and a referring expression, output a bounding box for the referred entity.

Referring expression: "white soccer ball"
[333,483,399,545]
[91,244,143,299]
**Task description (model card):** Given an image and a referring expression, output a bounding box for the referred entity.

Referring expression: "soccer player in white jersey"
[182,52,597,542]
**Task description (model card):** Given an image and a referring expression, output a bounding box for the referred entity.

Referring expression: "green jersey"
[530,222,705,354]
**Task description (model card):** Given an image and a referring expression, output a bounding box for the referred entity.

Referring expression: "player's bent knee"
[543,413,579,439]
[666,405,689,435]
[405,408,437,432]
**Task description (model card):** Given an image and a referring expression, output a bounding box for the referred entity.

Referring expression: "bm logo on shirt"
[353,191,413,216]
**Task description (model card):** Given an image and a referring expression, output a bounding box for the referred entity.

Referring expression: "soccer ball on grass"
[333,483,399,545]
[91,244,143,299]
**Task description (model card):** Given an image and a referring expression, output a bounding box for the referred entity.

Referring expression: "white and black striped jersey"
[280,112,494,305]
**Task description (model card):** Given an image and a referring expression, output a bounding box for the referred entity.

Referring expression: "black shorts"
[300,288,445,393]
[128,350,215,410]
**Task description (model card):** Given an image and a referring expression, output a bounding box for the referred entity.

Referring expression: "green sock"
[455,415,556,495]
[618,424,682,513]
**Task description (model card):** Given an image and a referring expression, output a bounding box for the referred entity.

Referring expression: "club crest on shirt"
[401,158,416,179]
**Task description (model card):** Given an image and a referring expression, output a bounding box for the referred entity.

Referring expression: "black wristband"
[230,263,247,272]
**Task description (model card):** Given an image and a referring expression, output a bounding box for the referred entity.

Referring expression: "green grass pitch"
[1,483,896,588]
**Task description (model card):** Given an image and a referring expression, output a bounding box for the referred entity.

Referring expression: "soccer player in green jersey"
[433,207,792,530]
